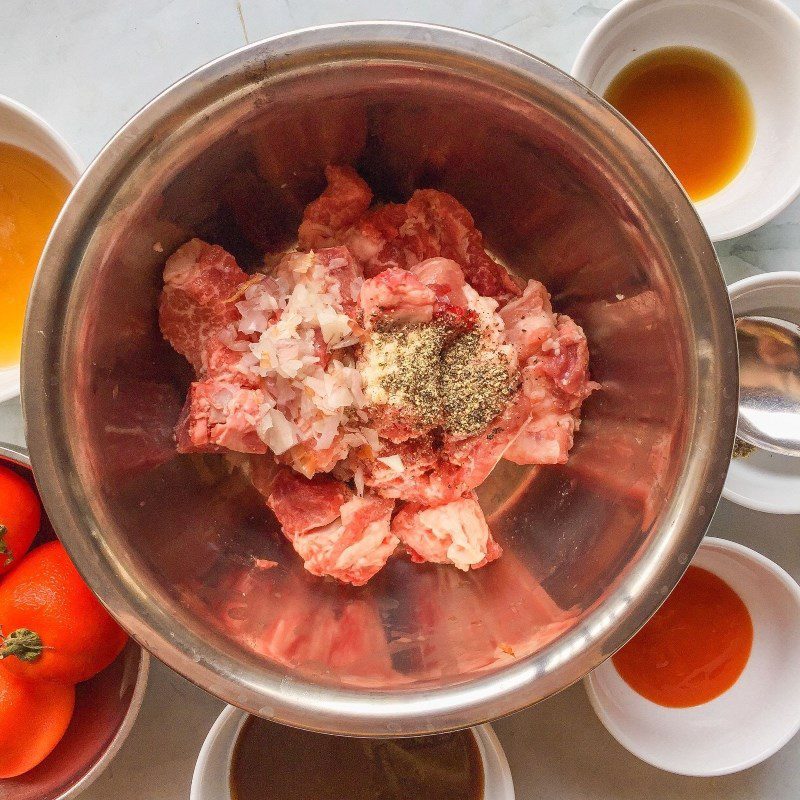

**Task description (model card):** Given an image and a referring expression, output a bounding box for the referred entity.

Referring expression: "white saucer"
[585,537,800,776]
[572,0,800,241]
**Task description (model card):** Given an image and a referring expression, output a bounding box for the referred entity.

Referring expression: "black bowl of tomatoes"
[0,443,148,800]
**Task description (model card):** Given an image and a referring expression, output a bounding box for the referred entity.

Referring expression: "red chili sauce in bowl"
[612,565,753,707]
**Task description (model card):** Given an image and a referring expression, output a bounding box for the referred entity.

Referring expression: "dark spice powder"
[370,321,514,437]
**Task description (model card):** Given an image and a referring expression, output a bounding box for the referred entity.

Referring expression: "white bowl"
[585,537,800,776]
[0,96,83,402]
[724,271,800,514]
[191,706,515,800]
[572,0,800,241]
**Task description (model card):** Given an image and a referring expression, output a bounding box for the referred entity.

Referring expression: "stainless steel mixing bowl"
[21,22,737,735]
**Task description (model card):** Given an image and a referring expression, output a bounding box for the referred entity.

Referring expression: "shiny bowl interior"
[0,444,148,800]
[21,23,737,735]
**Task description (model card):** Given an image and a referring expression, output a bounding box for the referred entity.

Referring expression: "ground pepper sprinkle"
[370,324,447,427]
[441,331,515,437]
[367,321,514,437]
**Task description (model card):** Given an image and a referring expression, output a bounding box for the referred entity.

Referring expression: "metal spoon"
[736,315,800,457]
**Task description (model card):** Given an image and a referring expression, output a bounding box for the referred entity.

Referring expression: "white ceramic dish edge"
[0,95,84,403]
[584,537,800,776]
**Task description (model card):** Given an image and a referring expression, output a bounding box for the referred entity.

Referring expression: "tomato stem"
[0,628,43,662]
[0,524,11,566]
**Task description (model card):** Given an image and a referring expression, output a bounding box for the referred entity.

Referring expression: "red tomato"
[0,665,74,777]
[0,541,127,684]
[0,465,41,577]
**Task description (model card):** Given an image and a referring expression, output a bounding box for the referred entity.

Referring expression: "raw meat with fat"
[298,169,521,304]
[359,267,436,328]
[176,382,268,454]
[266,468,398,585]
[266,468,352,537]
[293,494,397,586]
[159,238,249,374]
[392,494,501,571]
[159,167,598,585]
[297,165,373,250]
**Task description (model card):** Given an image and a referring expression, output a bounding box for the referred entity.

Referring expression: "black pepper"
[369,320,515,438]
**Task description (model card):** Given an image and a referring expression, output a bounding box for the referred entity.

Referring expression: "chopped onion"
[264,408,298,455]
[377,455,404,472]
[353,467,365,497]
[226,249,379,475]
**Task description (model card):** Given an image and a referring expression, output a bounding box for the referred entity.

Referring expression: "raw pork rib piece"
[402,190,521,304]
[498,279,557,361]
[159,168,598,585]
[175,382,268,454]
[294,495,397,586]
[391,494,501,571]
[298,168,521,304]
[160,238,272,455]
[359,267,436,327]
[410,257,469,308]
[159,238,249,374]
[297,165,373,250]
[499,279,597,466]
[266,468,350,537]
[267,468,397,586]
[503,409,576,466]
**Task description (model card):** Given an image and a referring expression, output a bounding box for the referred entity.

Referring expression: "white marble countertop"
[2,1,799,798]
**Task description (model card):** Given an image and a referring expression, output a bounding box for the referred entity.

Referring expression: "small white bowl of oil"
[586,537,800,776]
[192,705,515,800]
[0,96,82,402]
[572,0,800,241]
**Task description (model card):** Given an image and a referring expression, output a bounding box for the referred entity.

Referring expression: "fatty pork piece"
[359,267,436,328]
[159,238,249,375]
[175,382,269,454]
[158,238,265,447]
[297,165,521,304]
[391,494,501,571]
[297,165,373,249]
[159,239,367,463]
[266,468,397,586]
[358,258,471,330]
[499,279,597,466]
[361,391,531,505]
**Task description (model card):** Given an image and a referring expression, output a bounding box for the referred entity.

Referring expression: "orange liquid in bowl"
[612,566,753,707]
[604,47,755,201]
[0,143,72,368]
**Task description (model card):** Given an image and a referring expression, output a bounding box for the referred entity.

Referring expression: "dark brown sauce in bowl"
[230,718,484,800]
